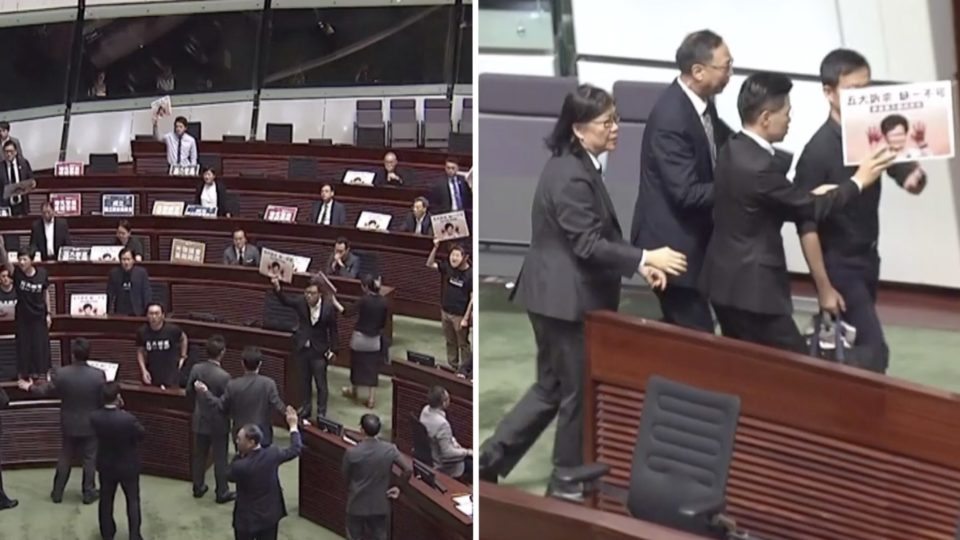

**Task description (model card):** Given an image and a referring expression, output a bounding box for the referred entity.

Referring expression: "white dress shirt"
[309,300,321,325]
[163,132,197,166]
[742,128,862,192]
[200,183,218,208]
[316,201,332,225]
[414,215,425,235]
[44,220,55,257]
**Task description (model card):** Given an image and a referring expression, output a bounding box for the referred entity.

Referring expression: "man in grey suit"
[222,229,261,267]
[19,337,106,504]
[195,346,288,447]
[185,335,235,503]
[327,237,360,279]
[419,385,470,480]
[478,85,687,500]
[310,183,348,226]
[342,414,413,540]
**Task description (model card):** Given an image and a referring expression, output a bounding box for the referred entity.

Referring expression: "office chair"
[409,413,434,466]
[555,375,753,539]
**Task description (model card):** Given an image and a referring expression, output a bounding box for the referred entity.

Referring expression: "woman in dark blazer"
[477,85,687,498]
[335,274,389,409]
[195,166,233,217]
[114,220,144,261]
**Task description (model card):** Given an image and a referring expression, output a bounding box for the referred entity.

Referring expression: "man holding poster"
[794,49,928,373]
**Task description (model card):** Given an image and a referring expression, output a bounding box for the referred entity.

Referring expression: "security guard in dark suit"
[186,334,235,502]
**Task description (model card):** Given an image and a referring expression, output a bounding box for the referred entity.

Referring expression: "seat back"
[627,375,740,536]
[459,98,473,134]
[88,153,119,174]
[423,98,451,149]
[355,100,385,147]
[266,123,293,143]
[354,250,379,279]
[261,290,298,332]
[222,134,246,143]
[287,157,318,180]
[186,121,202,142]
[198,153,221,174]
[308,138,333,146]
[409,413,434,465]
[389,99,418,148]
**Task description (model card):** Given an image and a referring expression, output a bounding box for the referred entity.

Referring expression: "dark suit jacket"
[195,180,234,216]
[309,200,348,226]
[106,265,153,316]
[0,385,8,434]
[222,244,261,267]
[274,287,339,353]
[30,217,71,261]
[90,407,145,479]
[429,175,473,214]
[373,167,415,187]
[327,251,360,279]
[186,360,232,435]
[228,430,302,532]
[30,363,106,437]
[700,133,860,315]
[119,236,145,260]
[513,150,645,322]
[631,80,733,288]
[204,372,286,447]
[342,437,411,516]
[398,211,432,235]
[0,158,33,214]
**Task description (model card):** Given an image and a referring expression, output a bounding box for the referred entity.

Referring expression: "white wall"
[0,0,74,11]
[478,53,555,76]
[571,0,960,288]
[15,113,66,170]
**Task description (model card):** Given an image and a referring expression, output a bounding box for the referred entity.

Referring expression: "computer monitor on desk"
[316,416,343,437]
[407,351,436,367]
[414,459,446,493]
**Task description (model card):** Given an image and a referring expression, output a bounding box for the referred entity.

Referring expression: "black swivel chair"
[89,153,119,174]
[265,123,293,143]
[354,251,379,279]
[409,413,434,466]
[556,375,751,539]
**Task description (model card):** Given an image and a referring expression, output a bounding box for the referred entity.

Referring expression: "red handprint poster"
[840,80,954,166]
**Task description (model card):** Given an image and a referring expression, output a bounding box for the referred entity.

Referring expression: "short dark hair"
[449,244,466,257]
[117,219,132,232]
[41,201,53,211]
[3,140,16,151]
[103,382,120,403]
[270,261,280,269]
[335,236,350,249]
[72,337,91,362]
[737,72,794,125]
[206,334,226,359]
[174,116,188,128]
[880,114,909,135]
[360,413,381,436]
[413,196,428,208]
[240,424,263,444]
[83,303,93,310]
[20,247,39,259]
[819,48,870,88]
[675,29,724,75]
[146,302,164,314]
[241,346,263,371]
[0,121,9,130]
[201,165,216,176]
[427,385,447,408]
[545,84,615,157]
[445,156,459,166]
[119,247,135,259]
[321,183,334,192]
[360,273,380,293]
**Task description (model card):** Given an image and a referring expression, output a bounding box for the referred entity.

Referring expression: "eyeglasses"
[707,60,734,72]
[591,114,621,129]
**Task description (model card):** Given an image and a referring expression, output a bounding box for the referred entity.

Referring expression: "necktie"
[176,136,183,165]
[237,248,243,264]
[702,109,717,168]
[319,203,328,224]
[451,178,461,211]
[9,162,20,205]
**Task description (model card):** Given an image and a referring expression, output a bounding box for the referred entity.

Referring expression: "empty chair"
[459,97,473,134]
[222,134,246,143]
[354,99,385,148]
[287,157,318,180]
[133,134,154,142]
[388,99,418,148]
[448,132,471,154]
[556,375,747,539]
[265,123,293,143]
[422,98,452,149]
[197,154,221,173]
[354,251,379,279]
[308,138,333,146]
[409,413,434,466]
[186,121,202,142]
[88,153,119,174]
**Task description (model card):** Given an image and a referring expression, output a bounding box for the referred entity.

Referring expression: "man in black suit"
[398,196,432,236]
[310,183,348,226]
[91,382,145,540]
[700,72,893,354]
[373,151,415,187]
[30,201,71,261]
[429,157,472,214]
[195,346,288,448]
[631,29,735,333]
[272,274,338,420]
[0,121,23,160]
[0,385,17,510]
[185,335,235,503]
[479,85,686,500]
[106,248,153,316]
[228,407,302,540]
[342,414,412,540]
[0,139,33,216]
[19,337,105,504]
[327,237,360,279]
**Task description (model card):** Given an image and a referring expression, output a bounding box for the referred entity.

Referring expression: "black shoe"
[215,491,236,504]
[82,491,99,505]
[0,499,17,510]
[193,485,209,498]
[545,479,584,504]
[50,491,63,504]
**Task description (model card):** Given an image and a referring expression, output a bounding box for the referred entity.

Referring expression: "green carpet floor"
[1,315,447,540]
[478,280,960,496]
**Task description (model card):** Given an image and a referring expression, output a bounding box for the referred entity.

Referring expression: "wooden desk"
[0,215,440,319]
[299,426,471,540]
[479,482,708,540]
[391,359,472,455]
[0,382,194,481]
[584,311,960,540]
[131,141,471,188]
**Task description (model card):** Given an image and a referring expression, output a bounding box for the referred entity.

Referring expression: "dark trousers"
[192,431,229,497]
[0,452,9,502]
[234,524,278,540]
[54,434,98,499]
[296,347,328,419]
[346,514,388,540]
[713,304,807,354]
[99,474,141,540]
[655,285,715,333]
[826,252,889,372]
[480,312,585,477]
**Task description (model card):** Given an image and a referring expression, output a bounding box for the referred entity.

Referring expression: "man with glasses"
[631,29,734,333]
[0,139,33,216]
[373,151,415,186]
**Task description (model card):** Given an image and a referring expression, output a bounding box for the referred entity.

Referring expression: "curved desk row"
[300,426,471,540]
[390,359,472,454]
[0,216,443,320]
[132,141,472,189]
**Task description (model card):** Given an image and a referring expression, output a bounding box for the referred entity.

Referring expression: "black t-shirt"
[14,266,48,319]
[0,286,16,318]
[439,261,472,316]
[115,270,135,316]
[136,322,184,387]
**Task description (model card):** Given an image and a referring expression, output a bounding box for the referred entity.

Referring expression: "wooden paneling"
[391,360,472,456]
